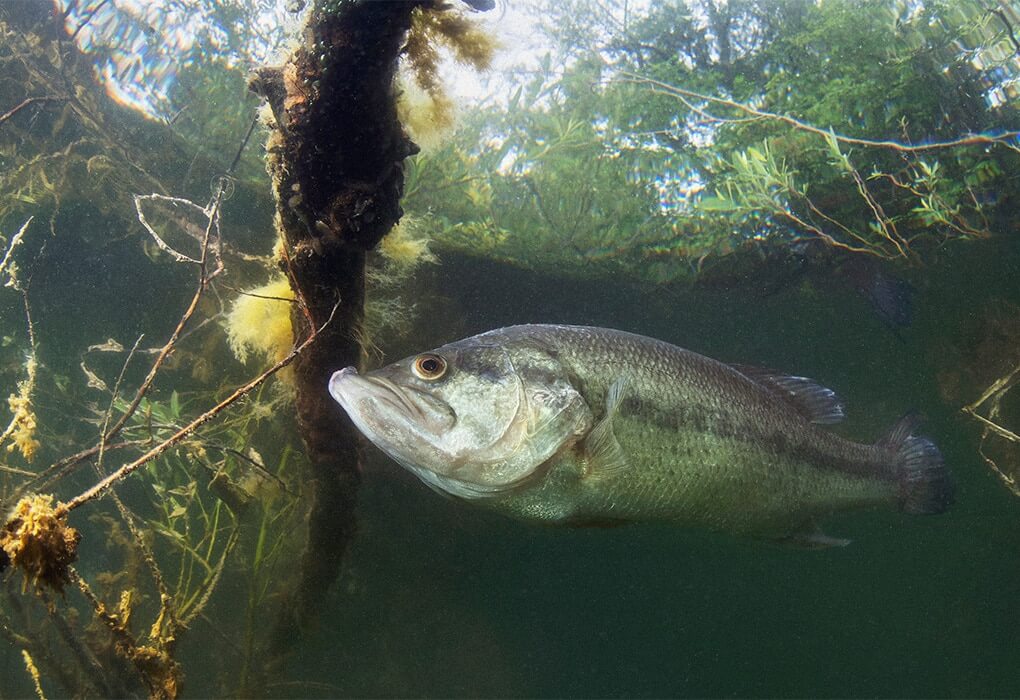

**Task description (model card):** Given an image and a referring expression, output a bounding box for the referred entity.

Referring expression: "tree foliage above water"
[406,0,1020,283]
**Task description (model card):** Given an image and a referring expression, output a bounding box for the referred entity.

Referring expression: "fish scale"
[480,326,901,533]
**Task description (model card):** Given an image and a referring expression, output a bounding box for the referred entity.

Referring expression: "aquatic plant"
[361,216,438,354]
[0,1,490,696]
[400,4,497,143]
[1,218,41,463]
[5,381,40,463]
[0,494,80,591]
[404,0,1019,281]
[225,276,296,366]
[0,88,315,697]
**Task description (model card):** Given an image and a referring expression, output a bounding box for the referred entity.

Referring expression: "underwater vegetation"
[0,0,489,696]
[0,0,1017,697]
[403,0,1020,283]
[400,4,497,142]
[225,276,296,367]
[1,493,79,591]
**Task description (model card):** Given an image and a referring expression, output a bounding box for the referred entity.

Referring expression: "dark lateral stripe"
[485,325,893,482]
[622,396,892,481]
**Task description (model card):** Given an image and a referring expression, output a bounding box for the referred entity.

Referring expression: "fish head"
[329,337,592,499]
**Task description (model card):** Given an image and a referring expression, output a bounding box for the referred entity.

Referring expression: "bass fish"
[329,325,952,545]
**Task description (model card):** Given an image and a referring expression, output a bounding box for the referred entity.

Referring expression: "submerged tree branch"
[621,72,1020,154]
[0,97,65,127]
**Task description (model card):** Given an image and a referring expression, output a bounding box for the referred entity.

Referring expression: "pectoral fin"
[582,376,629,480]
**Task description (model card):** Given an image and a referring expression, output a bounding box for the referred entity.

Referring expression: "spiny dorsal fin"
[582,376,629,480]
[732,364,846,425]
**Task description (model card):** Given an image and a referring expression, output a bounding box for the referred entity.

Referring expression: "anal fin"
[773,523,851,549]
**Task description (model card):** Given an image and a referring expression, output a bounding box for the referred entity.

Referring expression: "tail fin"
[881,415,954,515]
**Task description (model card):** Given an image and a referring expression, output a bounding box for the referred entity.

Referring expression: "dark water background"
[2,188,1017,698]
[3,196,1018,699]
[276,241,1020,698]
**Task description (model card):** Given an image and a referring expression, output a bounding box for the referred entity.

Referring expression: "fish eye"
[412,353,447,380]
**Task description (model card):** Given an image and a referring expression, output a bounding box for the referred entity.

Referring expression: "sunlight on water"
[55,0,300,117]
[53,0,545,119]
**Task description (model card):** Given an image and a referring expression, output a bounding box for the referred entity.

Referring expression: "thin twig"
[0,98,65,127]
[962,407,1020,442]
[0,217,33,278]
[228,116,259,175]
[619,72,1020,153]
[102,183,226,452]
[94,112,256,452]
[97,335,144,471]
[12,440,146,502]
[90,334,177,625]
[0,464,36,477]
[964,362,1020,413]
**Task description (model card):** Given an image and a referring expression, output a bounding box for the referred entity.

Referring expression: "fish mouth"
[364,374,427,421]
[329,367,454,434]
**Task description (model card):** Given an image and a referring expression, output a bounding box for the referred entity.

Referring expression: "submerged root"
[0,494,80,591]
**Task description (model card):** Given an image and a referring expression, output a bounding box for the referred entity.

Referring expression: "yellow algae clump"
[361,219,438,355]
[405,5,496,86]
[0,494,80,591]
[4,357,39,461]
[400,5,497,148]
[6,394,40,461]
[378,217,437,272]
[397,80,457,152]
[224,277,295,367]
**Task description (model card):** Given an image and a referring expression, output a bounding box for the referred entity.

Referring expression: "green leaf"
[507,86,523,113]
[697,196,736,211]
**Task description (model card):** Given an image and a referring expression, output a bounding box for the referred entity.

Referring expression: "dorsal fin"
[878,412,921,449]
[731,364,846,425]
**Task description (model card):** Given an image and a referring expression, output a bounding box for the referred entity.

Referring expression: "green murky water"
[1,1,1019,697]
